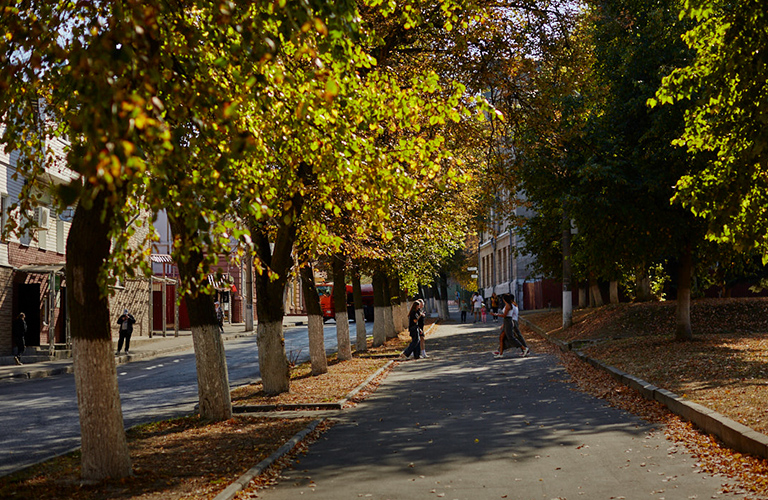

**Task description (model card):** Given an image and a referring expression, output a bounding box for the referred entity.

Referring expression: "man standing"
[215,301,224,333]
[13,312,26,365]
[116,309,136,355]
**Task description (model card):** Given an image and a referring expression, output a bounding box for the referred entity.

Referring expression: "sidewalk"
[0,315,308,382]
[253,315,741,500]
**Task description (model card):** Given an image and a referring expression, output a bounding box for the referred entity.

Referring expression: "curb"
[520,317,768,460]
[212,419,323,500]
[232,360,394,413]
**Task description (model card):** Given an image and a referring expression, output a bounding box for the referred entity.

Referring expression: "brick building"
[0,125,151,357]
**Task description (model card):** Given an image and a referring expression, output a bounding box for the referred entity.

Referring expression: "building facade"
[1,124,151,357]
[476,191,570,311]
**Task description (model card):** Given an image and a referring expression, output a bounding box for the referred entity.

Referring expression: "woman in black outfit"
[401,301,422,359]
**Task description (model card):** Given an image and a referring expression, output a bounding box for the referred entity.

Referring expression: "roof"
[150,254,173,263]
[17,264,66,274]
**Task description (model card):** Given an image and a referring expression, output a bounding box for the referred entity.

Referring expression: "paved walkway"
[258,319,738,500]
[0,316,308,381]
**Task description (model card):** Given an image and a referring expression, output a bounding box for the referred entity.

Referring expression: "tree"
[578,0,707,340]
[0,0,363,479]
[299,261,328,376]
[654,2,768,258]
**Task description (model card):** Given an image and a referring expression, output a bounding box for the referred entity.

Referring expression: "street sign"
[467,267,478,271]
[471,274,478,279]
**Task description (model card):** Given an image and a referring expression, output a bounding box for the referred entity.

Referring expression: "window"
[36,206,49,249]
[19,209,32,246]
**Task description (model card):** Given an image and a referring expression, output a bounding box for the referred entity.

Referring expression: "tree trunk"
[609,281,619,304]
[419,285,432,314]
[253,226,295,395]
[244,248,254,332]
[332,254,352,361]
[438,271,450,320]
[169,217,232,421]
[299,263,327,375]
[635,265,653,302]
[351,264,367,353]
[383,271,397,339]
[68,191,131,480]
[431,280,443,319]
[562,217,573,328]
[578,284,588,309]
[372,269,388,347]
[189,322,232,420]
[675,244,693,341]
[589,276,604,307]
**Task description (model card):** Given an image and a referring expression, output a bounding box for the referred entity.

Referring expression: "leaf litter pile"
[524,298,768,499]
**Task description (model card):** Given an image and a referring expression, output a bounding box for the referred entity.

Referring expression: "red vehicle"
[317,283,374,323]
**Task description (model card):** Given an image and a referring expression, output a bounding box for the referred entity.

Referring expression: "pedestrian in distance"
[492,294,530,359]
[400,301,422,359]
[472,292,483,323]
[116,309,136,355]
[215,301,224,333]
[481,302,488,323]
[490,292,499,322]
[13,312,26,365]
[459,298,468,323]
[417,298,428,358]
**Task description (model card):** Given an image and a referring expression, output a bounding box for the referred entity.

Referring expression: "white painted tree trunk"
[191,324,232,420]
[73,337,131,480]
[373,306,388,346]
[355,309,367,352]
[439,298,450,320]
[307,314,327,375]
[385,305,397,339]
[335,311,352,361]
[257,320,289,395]
[562,291,573,329]
[400,300,409,331]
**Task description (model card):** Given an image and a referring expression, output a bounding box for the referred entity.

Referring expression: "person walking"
[508,294,530,356]
[472,292,483,323]
[13,312,26,365]
[490,292,499,322]
[400,301,422,359]
[215,301,224,333]
[116,309,136,355]
[417,299,428,358]
[459,298,468,323]
[492,294,530,358]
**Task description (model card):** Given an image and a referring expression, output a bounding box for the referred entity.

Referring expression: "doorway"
[17,283,41,347]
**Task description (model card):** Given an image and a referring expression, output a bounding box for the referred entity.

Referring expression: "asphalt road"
[258,321,742,500]
[0,321,368,477]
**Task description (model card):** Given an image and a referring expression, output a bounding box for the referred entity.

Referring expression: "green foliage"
[655,1,768,261]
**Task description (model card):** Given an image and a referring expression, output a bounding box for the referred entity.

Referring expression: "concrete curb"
[212,419,323,500]
[520,317,768,460]
[232,360,394,413]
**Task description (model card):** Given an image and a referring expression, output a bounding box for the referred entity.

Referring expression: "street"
[0,321,366,477]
